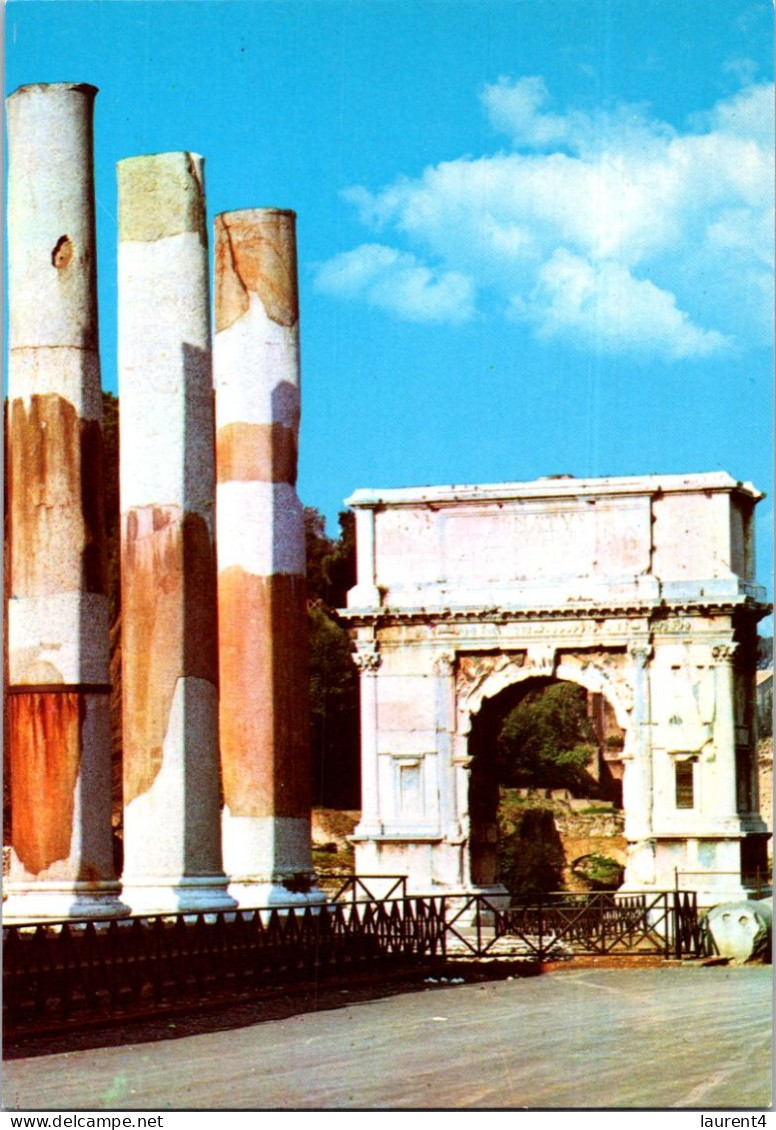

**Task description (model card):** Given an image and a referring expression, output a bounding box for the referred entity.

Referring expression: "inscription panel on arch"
[438,496,651,586]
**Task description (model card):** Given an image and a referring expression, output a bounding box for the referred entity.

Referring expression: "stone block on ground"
[705,898,772,964]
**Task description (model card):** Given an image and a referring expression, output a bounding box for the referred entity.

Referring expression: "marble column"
[214,208,321,906]
[710,644,742,822]
[433,651,460,840]
[352,640,383,838]
[118,153,232,913]
[5,82,124,919]
[622,642,656,887]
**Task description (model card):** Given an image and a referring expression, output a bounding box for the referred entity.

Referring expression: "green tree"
[497,804,566,899]
[309,606,360,807]
[324,509,356,608]
[304,507,332,604]
[304,507,360,808]
[304,507,356,609]
[496,681,597,794]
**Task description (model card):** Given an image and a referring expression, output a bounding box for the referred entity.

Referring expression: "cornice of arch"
[339,596,767,629]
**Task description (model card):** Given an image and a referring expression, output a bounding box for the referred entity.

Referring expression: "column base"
[221,812,319,883]
[226,880,327,911]
[444,885,510,924]
[120,876,237,916]
[621,833,765,910]
[691,884,759,911]
[2,880,129,923]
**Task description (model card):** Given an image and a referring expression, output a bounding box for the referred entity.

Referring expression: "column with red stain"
[118,153,233,913]
[5,83,124,918]
[214,209,321,906]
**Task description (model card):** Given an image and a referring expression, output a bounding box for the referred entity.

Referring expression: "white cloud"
[314,243,475,324]
[698,79,774,146]
[315,75,774,359]
[722,57,760,89]
[479,74,672,157]
[512,249,730,360]
[481,75,574,149]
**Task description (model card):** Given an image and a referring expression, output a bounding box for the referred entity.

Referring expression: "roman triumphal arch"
[340,473,770,906]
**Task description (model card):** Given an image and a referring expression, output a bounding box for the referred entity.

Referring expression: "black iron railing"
[3,887,705,1034]
[443,890,703,960]
[3,897,445,1032]
[330,874,409,903]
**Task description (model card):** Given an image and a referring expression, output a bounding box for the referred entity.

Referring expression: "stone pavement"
[3,966,771,1110]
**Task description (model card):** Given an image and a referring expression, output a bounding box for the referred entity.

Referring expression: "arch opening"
[466,675,626,894]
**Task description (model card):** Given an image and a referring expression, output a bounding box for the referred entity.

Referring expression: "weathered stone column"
[352,640,383,838]
[214,208,321,906]
[432,650,465,889]
[433,651,461,841]
[622,642,656,887]
[5,82,124,919]
[710,644,742,822]
[118,153,233,913]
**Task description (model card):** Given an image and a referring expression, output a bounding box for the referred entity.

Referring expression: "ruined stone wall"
[555,806,627,888]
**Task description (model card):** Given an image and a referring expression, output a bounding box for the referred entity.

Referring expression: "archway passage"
[467,677,625,891]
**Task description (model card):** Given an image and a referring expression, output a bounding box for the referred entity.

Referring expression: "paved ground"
[3,965,771,1110]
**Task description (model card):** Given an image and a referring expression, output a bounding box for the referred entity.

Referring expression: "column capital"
[433,650,456,677]
[353,641,381,673]
[628,642,653,669]
[711,643,738,664]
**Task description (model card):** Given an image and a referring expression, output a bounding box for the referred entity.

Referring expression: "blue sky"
[5,0,774,601]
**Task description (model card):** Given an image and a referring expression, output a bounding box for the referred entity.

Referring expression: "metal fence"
[330,874,409,902]
[3,887,704,1034]
[3,896,445,1033]
[443,890,703,960]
